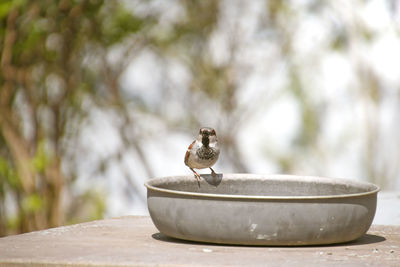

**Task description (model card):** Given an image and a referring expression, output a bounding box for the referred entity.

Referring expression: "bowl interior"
[146,174,379,198]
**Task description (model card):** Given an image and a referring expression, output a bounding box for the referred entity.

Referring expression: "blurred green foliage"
[1,0,397,236]
[0,0,150,236]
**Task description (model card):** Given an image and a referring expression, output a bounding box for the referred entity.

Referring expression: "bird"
[184,127,220,186]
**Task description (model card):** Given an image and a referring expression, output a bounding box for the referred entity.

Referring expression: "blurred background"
[1,0,400,236]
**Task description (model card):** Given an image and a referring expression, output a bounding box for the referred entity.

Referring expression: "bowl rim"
[144,173,380,200]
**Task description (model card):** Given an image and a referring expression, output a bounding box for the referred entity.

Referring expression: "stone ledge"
[0,216,399,266]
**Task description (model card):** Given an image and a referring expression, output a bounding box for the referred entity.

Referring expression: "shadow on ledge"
[345,234,386,246]
[151,232,386,247]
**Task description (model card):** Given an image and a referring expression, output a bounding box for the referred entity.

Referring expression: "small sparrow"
[184,127,220,186]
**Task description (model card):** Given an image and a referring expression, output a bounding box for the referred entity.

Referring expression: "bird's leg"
[190,168,201,187]
[209,167,217,178]
[209,167,218,186]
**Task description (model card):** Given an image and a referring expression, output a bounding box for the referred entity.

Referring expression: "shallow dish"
[144,174,379,246]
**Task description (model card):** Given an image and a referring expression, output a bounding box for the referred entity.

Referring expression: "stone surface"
[0,216,399,266]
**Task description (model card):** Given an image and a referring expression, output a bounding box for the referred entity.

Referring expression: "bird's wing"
[184,140,196,166]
